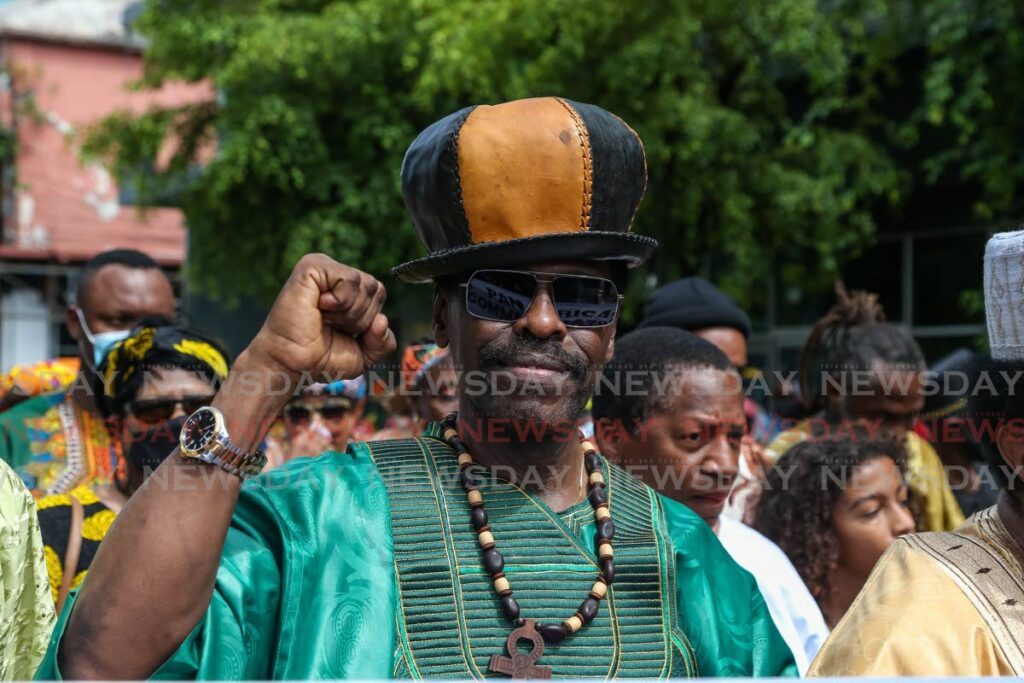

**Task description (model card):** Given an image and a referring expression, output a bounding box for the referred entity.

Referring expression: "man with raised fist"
[42,98,795,680]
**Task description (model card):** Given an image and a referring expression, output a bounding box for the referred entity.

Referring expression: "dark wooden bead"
[539,622,567,643]
[449,436,468,454]
[584,452,601,472]
[501,595,520,621]
[601,558,615,584]
[596,518,615,542]
[578,597,599,624]
[589,484,607,507]
[483,548,505,575]
[471,507,488,530]
[459,467,479,490]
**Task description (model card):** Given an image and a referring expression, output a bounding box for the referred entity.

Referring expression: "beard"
[463,335,594,441]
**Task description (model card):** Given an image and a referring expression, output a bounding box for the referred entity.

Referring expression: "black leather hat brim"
[390,232,659,284]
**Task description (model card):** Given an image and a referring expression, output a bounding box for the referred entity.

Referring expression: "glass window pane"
[913,233,986,326]
[843,240,903,321]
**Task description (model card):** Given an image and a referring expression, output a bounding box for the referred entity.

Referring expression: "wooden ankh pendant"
[488,619,553,679]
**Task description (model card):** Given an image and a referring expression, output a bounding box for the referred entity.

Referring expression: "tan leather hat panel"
[457,97,591,244]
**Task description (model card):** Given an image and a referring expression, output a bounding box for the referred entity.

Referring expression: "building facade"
[0,0,208,369]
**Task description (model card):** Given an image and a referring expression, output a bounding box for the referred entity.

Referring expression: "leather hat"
[391,97,657,283]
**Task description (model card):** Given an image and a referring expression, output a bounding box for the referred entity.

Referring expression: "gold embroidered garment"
[0,459,55,679]
[810,505,1024,676]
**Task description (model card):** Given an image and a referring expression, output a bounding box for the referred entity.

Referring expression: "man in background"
[265,378,369,467]
[0,249,176,495]
[594,327,827,672]
[638,276,772,519]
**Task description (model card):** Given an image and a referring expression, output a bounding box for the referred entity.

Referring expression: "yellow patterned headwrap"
[99,325,231,416]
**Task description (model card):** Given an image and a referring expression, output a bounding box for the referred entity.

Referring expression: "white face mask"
[75,308,132,368]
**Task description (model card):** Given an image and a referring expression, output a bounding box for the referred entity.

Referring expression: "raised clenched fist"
[246,253,396,382]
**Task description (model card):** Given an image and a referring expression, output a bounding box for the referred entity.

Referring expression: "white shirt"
[717,516,829,674]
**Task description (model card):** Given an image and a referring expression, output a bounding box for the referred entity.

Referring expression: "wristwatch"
[179,406,267,479]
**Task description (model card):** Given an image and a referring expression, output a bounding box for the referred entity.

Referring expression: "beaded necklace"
[51,398,86,495]
[439,413,616,678]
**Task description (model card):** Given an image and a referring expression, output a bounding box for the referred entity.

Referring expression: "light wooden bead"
[580,440,597,454]
[589,471,605,486]
[457,453,473,468]
[493,576,510,593]
[478,530,495,548]
[564,615,583,633]
[599,543,614,559]
[590,580,608,599]
[595,506,611,521]
[443,428,459,441]
[467,489,483,506]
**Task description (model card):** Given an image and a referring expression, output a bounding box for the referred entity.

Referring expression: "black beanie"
[637,277,751,338]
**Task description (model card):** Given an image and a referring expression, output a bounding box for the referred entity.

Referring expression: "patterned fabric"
[400,342,448,391]
[36,485,117,606]
[810,505,1024,676]
[100,326,229,417]
[372,435,695,678]
[0,359,79,403]
[0,459,55,680]
[984,229,1024,361]
[304,377,368,399]
[36,424,796,679]
[0,392,115,498]
[767,421,964,532]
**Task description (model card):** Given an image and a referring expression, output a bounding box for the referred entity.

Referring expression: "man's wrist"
[211,348,298,454]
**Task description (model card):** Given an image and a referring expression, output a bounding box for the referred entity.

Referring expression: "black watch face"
[182,409,218,451]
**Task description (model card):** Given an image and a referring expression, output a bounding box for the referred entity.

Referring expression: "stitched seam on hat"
[449,106,477,245]
[556,98,592,231]
[610,112,647,229]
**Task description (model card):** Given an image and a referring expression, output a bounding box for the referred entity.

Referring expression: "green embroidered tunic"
[36,424,795,679]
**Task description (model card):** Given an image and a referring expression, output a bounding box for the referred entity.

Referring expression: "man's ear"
[996,421,1024,476]
[603,333,616,364]
[66,305,84,342]
[594,418,620,461]
[433,285,450,348]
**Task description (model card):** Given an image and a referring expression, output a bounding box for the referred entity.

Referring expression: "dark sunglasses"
[127,395,215,424]
[461,269,622,328]
[285,398,356,423]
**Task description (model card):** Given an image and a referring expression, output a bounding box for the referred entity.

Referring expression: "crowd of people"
[0,95,1021,679]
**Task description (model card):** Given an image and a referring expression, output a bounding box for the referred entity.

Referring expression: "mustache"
[477,337,589,381]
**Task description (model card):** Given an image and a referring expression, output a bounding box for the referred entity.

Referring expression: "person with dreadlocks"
[754,429,914,629]
[810,228,1024,675]
[35,321,229,614]
[766,283,963,532]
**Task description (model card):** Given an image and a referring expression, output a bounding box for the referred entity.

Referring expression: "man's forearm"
[59,351,292,680]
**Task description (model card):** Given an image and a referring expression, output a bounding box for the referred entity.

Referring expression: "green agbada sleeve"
[660,495,798,677]
[34,444,398,680]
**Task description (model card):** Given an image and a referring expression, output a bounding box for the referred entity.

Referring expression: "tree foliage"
[81,0,1024,319]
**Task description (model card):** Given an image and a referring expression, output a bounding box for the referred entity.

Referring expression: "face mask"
[126,416,186,474]
[75,308,132,368]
